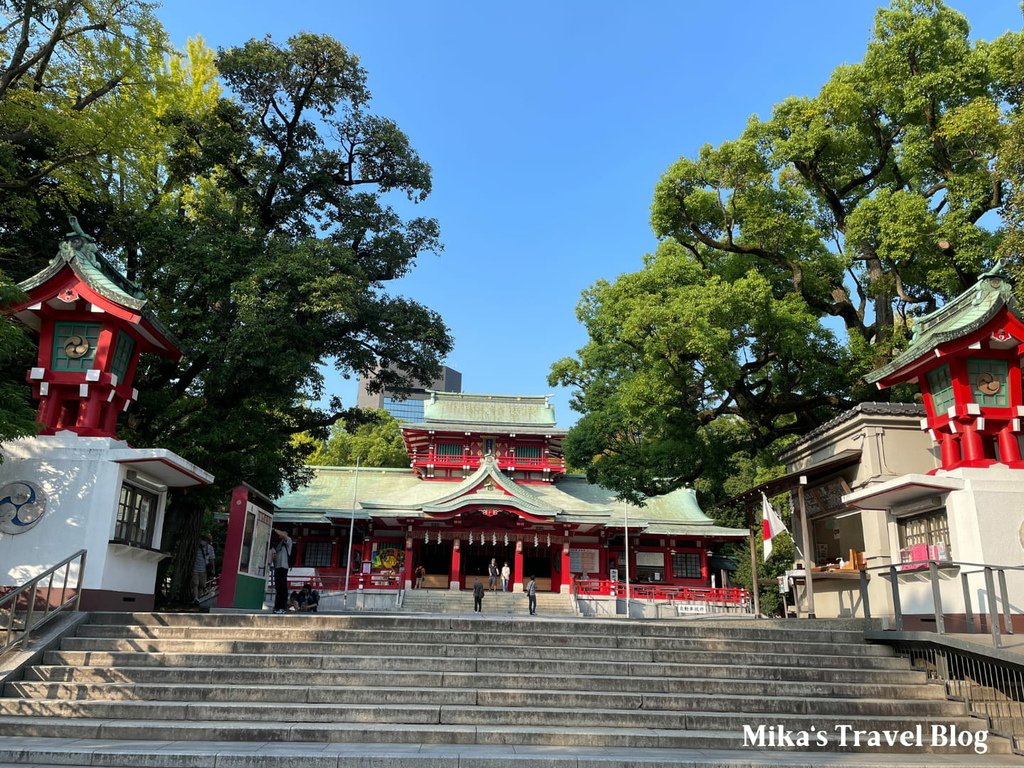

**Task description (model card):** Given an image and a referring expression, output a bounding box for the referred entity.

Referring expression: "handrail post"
[21,583,38,647]
[997,568,1014,636]
[889,565,903,631]
[859,567,871,632]
[984,567,1001,648]
[961,571,975,633]
[929,560,945,634]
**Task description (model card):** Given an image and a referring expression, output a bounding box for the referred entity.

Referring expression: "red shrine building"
[274,392,749,601]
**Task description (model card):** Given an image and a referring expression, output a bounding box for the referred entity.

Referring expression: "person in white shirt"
[500,562,511,592]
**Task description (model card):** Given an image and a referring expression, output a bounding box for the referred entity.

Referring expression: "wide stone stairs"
[400,587,577,615]
[0,612,1017,766]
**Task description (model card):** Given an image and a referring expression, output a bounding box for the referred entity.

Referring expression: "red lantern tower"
[8,218,181,438]
[867,263,1024,471]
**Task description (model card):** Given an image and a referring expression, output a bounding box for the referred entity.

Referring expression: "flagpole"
[798,478,816,618]
[623,505,631,615]
[343,456,361,609]
[747,500,760,617]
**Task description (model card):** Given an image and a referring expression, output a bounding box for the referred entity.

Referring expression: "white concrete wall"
[0,432,167,596]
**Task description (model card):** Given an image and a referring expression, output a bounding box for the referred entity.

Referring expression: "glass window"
[516,446,541,460]
[383,397,424,422]
[671,552,702,579]
[114,483,159,548]
[302,540,332,567]
[435,443,464,458]
[634,550,664,582]
[898,509,951,562]
[967,359,1009,408]
[926,365,955,414]
[52,321,101,371]
[110,333,135,381]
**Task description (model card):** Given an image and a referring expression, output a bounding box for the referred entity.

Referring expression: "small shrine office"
[274,392,749,594]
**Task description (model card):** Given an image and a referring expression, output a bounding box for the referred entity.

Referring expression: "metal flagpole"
[624,504,631,615]
[343,457,361,609]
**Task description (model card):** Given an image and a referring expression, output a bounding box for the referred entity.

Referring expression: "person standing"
[473,578,484,612]
[526,575,537,615]
[271,529,293,614]
[488,558,499,591]
[415,564,426,589]
[191,534,215,604]
[500,561,510,592]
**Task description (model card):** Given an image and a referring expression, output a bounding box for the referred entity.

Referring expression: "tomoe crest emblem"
[0,481,47,535]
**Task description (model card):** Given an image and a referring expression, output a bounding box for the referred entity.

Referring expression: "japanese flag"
[762,493,788,561]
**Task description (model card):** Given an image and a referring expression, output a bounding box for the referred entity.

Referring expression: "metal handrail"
[0,549,87,656]
[858,558,1023,647]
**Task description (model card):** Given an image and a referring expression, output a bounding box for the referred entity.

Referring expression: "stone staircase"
[400,587,578,615]
[0,612,1017,767]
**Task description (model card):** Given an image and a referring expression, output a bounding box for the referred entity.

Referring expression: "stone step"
[39,650,925,682]
[53,638,908,668]
[0,682,962,716]
[0,718,1006,754]
[0,737,1017,768]
[84,611,874,639]
[20,665,945,698]
[73,624,894,655]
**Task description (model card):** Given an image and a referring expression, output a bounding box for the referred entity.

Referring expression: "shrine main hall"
[273,392,748,595]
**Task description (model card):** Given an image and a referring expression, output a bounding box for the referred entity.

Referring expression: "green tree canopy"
[308,410,410,468]
[551,0,1023,504]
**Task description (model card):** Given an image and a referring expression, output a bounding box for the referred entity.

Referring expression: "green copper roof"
[275,464,748,538]
[867,263,1018,384]
[18,218,180,349]
[422,392,557,427]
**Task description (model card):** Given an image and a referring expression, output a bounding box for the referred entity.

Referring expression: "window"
[382,397,424,422]
[898,509,951,562]
[302,540,332,567]
[435,443,464,458]
[671,552,702,580]
[114,483,159,548]
[110,333,135,381]
[515,446,541,461]
[967,359,1009,408]
[926,365,955,414]
[634,551,665,582]
[52,321,101,371]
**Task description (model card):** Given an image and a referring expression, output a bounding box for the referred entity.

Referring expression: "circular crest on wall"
[0,481,47,535]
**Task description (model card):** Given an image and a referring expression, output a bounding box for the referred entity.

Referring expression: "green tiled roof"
[275,464,748,539]
[422,392,557,426]
[19,219,180,349]
[867,263,1018,384]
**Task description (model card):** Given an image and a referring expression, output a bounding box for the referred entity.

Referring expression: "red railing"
[573,578,750,605]
[281,568,400,592]
[409,452,565,471]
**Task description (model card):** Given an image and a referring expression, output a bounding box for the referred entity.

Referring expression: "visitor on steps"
[473,578,484,612]
[488,558,499,591]
[191,533,215,604]
[501,561,510,592]
[414,564,425,589]
[271,528,293,613]
[526,575,537,615]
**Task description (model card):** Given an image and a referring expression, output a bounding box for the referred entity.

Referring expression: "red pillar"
[513,540,524,592]
[960,422,985,464]
[449,538,461,590]
[998,425,1022,464]
[560,541,572,594]
[939,431,961,468]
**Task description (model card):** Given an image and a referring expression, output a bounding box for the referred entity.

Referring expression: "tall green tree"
[552,0,1022,504]
[308,410,410,468]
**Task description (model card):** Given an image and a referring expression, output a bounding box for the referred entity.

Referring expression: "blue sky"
[158,1,1022,427]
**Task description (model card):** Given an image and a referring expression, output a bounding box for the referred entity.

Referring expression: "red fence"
[281,568,400,592]
[409,453,565,471]
[573,578,749,605]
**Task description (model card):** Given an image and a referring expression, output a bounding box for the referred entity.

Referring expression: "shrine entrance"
[461,541,514,588]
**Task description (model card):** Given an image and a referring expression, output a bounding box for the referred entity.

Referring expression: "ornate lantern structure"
[8,218,181,438]
[867,263,1024,471]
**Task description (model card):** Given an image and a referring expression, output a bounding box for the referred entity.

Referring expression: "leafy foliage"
[552,0,1023,506]
[308,409,410,468]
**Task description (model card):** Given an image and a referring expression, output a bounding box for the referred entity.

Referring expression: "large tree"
[307,409,410,468]
[552,0,1022,503]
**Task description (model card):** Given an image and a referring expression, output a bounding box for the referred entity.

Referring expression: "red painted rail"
[573,578,749,605]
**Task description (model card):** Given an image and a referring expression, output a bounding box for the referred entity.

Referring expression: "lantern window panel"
[110,333,135,380]
[926,365,955,414]
[966,359,1009,407]
[52,321,102,371]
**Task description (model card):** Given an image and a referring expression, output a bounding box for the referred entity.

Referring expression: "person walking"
[487,558,499,591]
[473,578,484,612]
[271,528,293,614]
[526,575,537,615]
[500,561,510,592]
[191,534,215,604]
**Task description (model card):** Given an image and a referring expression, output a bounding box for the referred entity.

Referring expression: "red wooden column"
[513,540,524,592]
[449,538,461,590]
[560,541,572,594]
